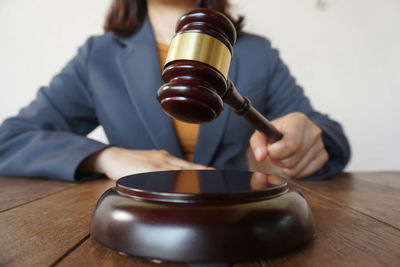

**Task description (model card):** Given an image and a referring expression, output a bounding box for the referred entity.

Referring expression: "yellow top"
[156,42,199,162]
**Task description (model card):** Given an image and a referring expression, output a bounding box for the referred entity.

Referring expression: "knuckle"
[315,126,322,136]
[294,112,307,122]
[312,126,322,140]
[284,138,299,154]
[317,139,325,150]
[321,150,329,163]
[284,168,298,177]
[249,134,256,146]
[151,162,162,169]
[159,150,170,156]
[281,157,297,169]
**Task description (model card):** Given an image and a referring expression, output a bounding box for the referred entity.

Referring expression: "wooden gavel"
[157,8,283,143]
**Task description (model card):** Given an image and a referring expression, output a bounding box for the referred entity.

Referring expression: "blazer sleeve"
[262,39,351,180]
[0,37,108,181]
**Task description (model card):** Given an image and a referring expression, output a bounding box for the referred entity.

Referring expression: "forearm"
[0,128,107,181]
[77,146,112,176]
[77,147,214,180]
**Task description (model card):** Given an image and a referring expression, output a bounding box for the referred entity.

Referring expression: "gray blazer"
[0,18,350,181]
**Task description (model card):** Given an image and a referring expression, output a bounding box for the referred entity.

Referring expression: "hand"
[79,147,213,180]
[250,173,283,190]
[250,112,328,178]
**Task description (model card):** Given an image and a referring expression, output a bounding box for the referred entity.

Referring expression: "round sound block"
[90,170,315,263]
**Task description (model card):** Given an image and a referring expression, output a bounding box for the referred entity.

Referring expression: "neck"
[147,0,196,44]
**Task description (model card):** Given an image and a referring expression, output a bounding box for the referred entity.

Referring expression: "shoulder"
[233,32,278,70]
[73,32,126,71]
[233,32,280,81]
[79,32,122,57]
[235,32,272,49]
[234,32,275,56]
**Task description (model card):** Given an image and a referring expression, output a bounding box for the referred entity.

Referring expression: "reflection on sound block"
[90,170,316,263]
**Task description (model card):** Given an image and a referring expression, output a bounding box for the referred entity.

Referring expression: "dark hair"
[104,0,244,37]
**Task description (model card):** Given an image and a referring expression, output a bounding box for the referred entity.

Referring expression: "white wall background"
[0,0,399,171]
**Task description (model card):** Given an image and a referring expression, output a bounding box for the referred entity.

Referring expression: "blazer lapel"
[115,18,182,158]
[193,54,239,166]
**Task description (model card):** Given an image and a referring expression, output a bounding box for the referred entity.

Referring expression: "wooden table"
[1,172,399,266]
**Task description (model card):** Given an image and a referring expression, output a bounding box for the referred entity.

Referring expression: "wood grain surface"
[1,172,399,267]
[0,177,75,212]
[267,183,400,266]
[0,178,113,266]
[291,172,400,229]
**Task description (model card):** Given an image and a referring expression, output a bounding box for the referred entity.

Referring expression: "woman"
[0,0,350,181]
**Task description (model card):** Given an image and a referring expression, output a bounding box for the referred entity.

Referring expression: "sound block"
[90,170,315,263]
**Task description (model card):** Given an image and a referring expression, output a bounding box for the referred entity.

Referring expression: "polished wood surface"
[90,171,315,263]
[1,172,399,266]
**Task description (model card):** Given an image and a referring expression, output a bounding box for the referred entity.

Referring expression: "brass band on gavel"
[164,32,232,79]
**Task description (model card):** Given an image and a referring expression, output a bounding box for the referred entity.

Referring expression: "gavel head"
[157,8,237,123]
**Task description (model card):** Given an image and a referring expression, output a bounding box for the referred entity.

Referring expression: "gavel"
[157,8,283,143]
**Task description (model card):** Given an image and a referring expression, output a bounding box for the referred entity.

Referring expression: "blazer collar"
[115,16,239,166]
[116,17,182,158]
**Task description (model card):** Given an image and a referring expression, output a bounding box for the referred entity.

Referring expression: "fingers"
[102,148,214,180]
[295,149,328,178]
[267,114,307,161]
[250,130,269,161]
[272,120,325,178]
[250,172,269,190]
[155,150,213,171]
[281,140,328,178]
[277,133,319,170]
[166,156,195,169]
[167,156,214,170]
[257,112,328,179]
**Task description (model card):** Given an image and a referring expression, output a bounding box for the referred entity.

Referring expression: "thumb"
[250,130,269,161]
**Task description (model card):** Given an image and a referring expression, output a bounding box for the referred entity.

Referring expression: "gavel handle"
[223,81,283,144]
